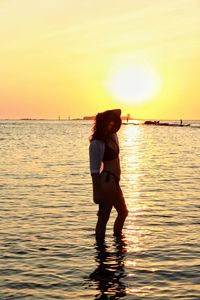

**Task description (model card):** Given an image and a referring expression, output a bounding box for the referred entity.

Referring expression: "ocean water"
[0,119,200,300]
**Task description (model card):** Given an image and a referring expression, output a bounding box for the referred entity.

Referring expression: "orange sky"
[0,0,200,120]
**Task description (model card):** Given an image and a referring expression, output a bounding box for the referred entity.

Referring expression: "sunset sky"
[0,0,200,120]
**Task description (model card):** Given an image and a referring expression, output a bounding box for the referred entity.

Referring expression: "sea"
[0,119,200,300]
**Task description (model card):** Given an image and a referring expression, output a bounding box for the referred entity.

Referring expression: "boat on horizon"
[122,120,191,127]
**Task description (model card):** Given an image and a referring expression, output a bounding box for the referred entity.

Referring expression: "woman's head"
[89,109,122,143]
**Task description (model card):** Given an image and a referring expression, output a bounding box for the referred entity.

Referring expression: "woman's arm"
[89,140,105,204]
[91,173,102,204]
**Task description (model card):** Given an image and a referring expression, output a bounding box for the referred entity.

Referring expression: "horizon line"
[0,117,200,121]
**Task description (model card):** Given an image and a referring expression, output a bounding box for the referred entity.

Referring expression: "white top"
[89,133,119,174]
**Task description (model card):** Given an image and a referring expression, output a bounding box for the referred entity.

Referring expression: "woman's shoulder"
[89,139,105,149]
[90,139,105,145]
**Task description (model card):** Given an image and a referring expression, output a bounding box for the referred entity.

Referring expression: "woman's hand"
[91,173,103,204]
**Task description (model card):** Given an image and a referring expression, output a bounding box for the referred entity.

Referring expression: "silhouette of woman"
[89,109,128,243]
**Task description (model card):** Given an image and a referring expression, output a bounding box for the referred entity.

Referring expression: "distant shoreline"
[0,118,200,121]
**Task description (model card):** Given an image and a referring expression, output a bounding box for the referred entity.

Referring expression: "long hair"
[89,110,121,143]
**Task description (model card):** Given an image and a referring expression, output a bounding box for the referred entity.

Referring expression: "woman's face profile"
[106,118,121,133]
[107,120,115,131]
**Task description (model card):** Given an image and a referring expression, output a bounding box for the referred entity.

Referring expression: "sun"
[106,64,162,105]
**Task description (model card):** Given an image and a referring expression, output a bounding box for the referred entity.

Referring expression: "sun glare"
[106,64,162,105]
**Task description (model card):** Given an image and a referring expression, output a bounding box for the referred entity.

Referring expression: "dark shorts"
[97,171,128,217]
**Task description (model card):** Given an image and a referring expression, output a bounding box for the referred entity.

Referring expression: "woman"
[89,109,128,243]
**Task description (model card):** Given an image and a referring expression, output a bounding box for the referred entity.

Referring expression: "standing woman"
[89,109,128,243]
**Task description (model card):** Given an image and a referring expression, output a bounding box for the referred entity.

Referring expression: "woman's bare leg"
[113,185,128,237]
[95,203,112,243]
[113,211,128,237]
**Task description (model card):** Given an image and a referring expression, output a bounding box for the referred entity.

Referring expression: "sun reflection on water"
[118,124,154,296]
[120,123,146,226]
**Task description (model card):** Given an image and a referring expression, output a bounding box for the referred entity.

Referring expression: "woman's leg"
[95,172,115,243]
[113,184,128,237]
[95,203,112,243]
